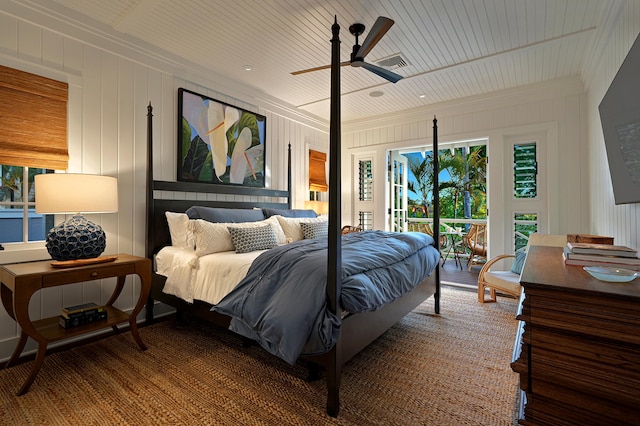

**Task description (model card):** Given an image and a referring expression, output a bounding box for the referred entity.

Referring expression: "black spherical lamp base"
[45,215,107,261]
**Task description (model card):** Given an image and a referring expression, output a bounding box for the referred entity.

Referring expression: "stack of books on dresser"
[59,302,108,329]
[563,242,640,271]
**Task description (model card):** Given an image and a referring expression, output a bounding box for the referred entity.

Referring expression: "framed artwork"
[177,88,266,187]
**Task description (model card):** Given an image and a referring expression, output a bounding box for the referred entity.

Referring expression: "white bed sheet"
[155,246,263,305]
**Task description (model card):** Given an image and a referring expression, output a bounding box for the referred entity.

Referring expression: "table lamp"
[304,200,329,215]
[35,174,118,261]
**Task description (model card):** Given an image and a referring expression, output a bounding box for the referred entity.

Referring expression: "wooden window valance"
[309,149,328,192]
[0,65,69,170]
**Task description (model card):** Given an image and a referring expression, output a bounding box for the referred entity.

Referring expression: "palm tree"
[407,146,486,221]
[438,151,465,218]
[439,146,486,219]
[465,146,487,217]
[407,153,434,217]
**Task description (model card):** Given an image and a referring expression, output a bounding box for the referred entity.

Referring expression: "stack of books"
[566,234,614,245]
[59,302,108,329]
[563,242,640,270]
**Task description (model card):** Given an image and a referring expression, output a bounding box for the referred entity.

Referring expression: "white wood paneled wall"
[0,10,328,361]
[584,1,640,251]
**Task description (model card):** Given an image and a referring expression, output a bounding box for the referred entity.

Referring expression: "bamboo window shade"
[0,65,69,170]
[309,149,328,192]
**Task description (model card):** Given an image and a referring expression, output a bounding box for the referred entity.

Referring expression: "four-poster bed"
[145,17,441,417]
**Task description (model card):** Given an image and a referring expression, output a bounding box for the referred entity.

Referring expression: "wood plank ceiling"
[33,0,617,123]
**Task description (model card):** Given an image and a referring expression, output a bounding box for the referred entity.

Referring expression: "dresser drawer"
[43,264,136,287]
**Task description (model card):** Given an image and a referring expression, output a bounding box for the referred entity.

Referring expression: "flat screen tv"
[598,32,640,205]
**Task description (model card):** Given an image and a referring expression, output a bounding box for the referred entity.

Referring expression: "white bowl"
[583,266,639,283]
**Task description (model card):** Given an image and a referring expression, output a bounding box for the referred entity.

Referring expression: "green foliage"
[226,112,262,157]
[180,119,212,181]
[1,166,44,203]
[407,153,434,217]
[180,112,265,185]
[181,118,191,164]
[407,145,487,219]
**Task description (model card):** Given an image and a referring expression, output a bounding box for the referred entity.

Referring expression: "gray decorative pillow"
[510,247,527,275]
[228,224,278,253]
[300,220,328,240]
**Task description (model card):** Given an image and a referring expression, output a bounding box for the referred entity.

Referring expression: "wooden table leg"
[5,331,28,368]
[104,276,126,306]
[16,341,48,396]
[128,271,151,351]
[9,282,49,395]
[106,276,126,335]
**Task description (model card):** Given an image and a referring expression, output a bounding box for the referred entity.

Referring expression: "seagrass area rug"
[0,287,519,426]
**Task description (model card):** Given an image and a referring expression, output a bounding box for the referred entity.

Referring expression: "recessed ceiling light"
[419,94,426,99]
[370,91,384,97]
[244,65,253,71]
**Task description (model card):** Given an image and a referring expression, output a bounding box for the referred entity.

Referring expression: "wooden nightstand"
[0,254,151,395]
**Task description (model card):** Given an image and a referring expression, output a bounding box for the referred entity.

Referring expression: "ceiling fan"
[291,16,403,83]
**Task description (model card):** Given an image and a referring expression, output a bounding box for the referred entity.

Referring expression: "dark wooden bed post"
[287,143,292,209]
[145,103,154,260]
[432,116,440,314]
[325,15,343,418]
[145,103,155,322]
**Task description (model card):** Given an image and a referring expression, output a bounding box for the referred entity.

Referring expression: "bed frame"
[145,17,440,417]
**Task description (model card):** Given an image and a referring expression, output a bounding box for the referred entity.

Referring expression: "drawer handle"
[90,272,98,278]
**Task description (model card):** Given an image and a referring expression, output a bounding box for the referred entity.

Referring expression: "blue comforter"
[212,230,439,364]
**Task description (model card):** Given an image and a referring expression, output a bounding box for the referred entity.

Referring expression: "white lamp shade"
[304,200,329,215]
[35,174,118,214]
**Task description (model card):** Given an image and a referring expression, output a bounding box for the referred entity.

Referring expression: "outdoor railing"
[406,217,488,264]
[406,217,487,233]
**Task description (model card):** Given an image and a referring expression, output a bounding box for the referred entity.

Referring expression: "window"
[0,65,68,258]
[359,211,373,231]
[0,165,52,246]
[358,159,373,201]
[513,212,538,251]
[514,143,537,198]
[355,158,374,230]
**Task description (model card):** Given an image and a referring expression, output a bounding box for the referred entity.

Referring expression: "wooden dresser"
[512,245,640,425]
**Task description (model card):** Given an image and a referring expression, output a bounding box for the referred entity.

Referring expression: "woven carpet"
[0,287,519,425]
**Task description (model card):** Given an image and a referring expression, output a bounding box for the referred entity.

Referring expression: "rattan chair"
[465,223,487,271]
[341,225,362,234]
[477,234,568,303]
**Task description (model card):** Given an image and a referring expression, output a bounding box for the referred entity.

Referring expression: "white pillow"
[192,215,287,257]
[165,212,194,250]
[276,215,328,242]
[192,219,235,256]
[263,215,287,245]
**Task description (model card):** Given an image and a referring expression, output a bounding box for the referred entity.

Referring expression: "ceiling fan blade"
[356,16,394,59]
[359,61,403,83]
[291,61,350,75]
